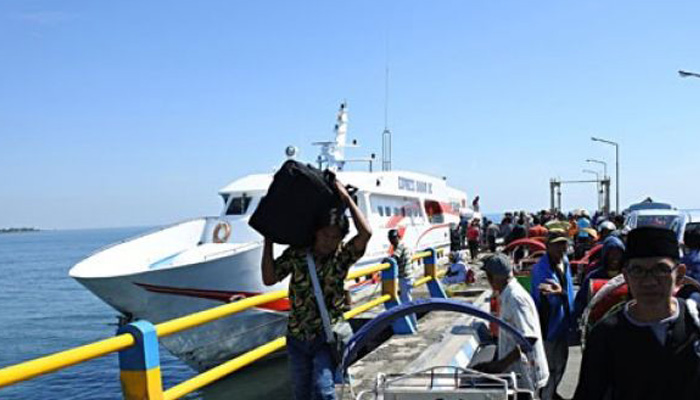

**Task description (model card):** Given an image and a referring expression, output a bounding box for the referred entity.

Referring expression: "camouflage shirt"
[274,239,362,341]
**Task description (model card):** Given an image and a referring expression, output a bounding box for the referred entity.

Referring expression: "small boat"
[70,103,476,370]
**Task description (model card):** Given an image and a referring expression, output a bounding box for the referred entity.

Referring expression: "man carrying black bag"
[261,180,372,400]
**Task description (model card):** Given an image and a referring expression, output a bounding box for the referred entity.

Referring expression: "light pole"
[582,169,600,180]
[585,159,608,179]
[679,70,700,78]
[592,136,619,213]
[583,169,601,212]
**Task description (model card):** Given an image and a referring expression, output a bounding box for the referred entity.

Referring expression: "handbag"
[306,252,353,367]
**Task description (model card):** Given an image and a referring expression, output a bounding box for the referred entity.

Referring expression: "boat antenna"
[382,41,392,172]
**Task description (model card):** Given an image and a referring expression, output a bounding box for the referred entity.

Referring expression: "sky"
[1,1,700,229]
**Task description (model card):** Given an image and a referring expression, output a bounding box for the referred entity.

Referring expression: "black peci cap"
[624,226,680,263]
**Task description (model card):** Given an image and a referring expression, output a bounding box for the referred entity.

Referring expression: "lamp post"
[592,137,619,213]
[679,70,700,79]
[583,169,601,212]
[582,169,600,180]
[585,159,608,179]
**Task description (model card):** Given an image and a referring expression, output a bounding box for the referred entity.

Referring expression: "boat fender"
[213,222,231,243]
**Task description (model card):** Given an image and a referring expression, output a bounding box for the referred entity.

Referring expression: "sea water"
[0,228,291,399]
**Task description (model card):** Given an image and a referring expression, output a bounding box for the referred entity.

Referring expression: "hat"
[624,227,680,262]
[481,253,513,276]
[598,221,616,232]
[547,229,569,244]
[388,229,400,239]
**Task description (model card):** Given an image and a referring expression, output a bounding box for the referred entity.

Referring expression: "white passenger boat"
[69,103,476,370]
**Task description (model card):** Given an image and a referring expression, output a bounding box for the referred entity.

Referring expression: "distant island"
[0,227,40,234]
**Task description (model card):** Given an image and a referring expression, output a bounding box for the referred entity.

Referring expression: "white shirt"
[498,279,550,390]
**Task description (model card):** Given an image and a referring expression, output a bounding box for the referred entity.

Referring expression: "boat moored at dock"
[69,103,477,370]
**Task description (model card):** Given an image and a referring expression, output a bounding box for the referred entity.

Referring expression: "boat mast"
[314,101,349,171]
[382,64,392,171]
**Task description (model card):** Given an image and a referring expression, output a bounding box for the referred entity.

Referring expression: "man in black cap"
[574,227,700,400]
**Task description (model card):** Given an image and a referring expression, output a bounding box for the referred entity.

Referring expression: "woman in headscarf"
[573,236,626,322]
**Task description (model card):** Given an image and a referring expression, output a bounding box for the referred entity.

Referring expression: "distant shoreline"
[0,227,40,234]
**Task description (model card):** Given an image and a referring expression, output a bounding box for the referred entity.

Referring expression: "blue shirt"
[682,249,700,282]
[530,254,575,342]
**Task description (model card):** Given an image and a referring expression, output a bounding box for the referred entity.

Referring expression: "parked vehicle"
[623,208,683,241]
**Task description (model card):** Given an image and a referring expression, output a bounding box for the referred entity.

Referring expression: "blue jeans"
[399,277,418,328]
[286,334,337,400]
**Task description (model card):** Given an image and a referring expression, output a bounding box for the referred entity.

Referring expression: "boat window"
[226,195,252,215]
[378,206,384,216]
[393,207,400,216]
[401,207,406,217]
[385,206,391,216]
[221,194,230,206]
[424,200,445,224]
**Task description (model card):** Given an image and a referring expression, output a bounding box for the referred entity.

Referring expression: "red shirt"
[467,226,480,241]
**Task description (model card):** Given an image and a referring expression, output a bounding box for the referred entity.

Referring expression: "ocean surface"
[0,228,291,400]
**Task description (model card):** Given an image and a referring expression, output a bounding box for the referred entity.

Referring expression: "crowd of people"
[260,187,700,399]
[458,208,700,400]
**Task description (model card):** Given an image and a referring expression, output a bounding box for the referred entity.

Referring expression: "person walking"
[467,220,481,261]
[261,180,372,400]
[574,227,700,400]
[473,254,550,393]
[530,229,575,400]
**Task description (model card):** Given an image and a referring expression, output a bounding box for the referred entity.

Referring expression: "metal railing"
[0,247,447,399]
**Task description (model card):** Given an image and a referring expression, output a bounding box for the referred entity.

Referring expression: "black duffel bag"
[249,160,343,247]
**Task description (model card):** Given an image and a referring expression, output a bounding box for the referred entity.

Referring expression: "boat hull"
[75,244,290,370]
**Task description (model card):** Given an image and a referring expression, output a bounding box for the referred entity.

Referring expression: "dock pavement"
[343,255,582,399]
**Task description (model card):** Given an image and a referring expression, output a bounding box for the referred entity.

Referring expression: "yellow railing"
[0,248,442,399]
[163,337,288,400]
[0,332,135,387]
[346,262,390,281]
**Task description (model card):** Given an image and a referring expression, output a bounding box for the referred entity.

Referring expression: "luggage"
[249,160,342,247]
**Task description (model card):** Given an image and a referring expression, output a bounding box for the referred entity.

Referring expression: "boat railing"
[0,247,448,399]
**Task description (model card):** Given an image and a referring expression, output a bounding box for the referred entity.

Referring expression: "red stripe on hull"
[135,282,290,312]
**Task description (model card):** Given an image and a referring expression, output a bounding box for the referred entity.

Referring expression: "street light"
[583,169,602,212]
[585,159,607,178]
[582,169,600,180]
[679,70,700,78]
[592,136,619,213]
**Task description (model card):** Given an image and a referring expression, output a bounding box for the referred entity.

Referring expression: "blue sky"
[2,1,699,229]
